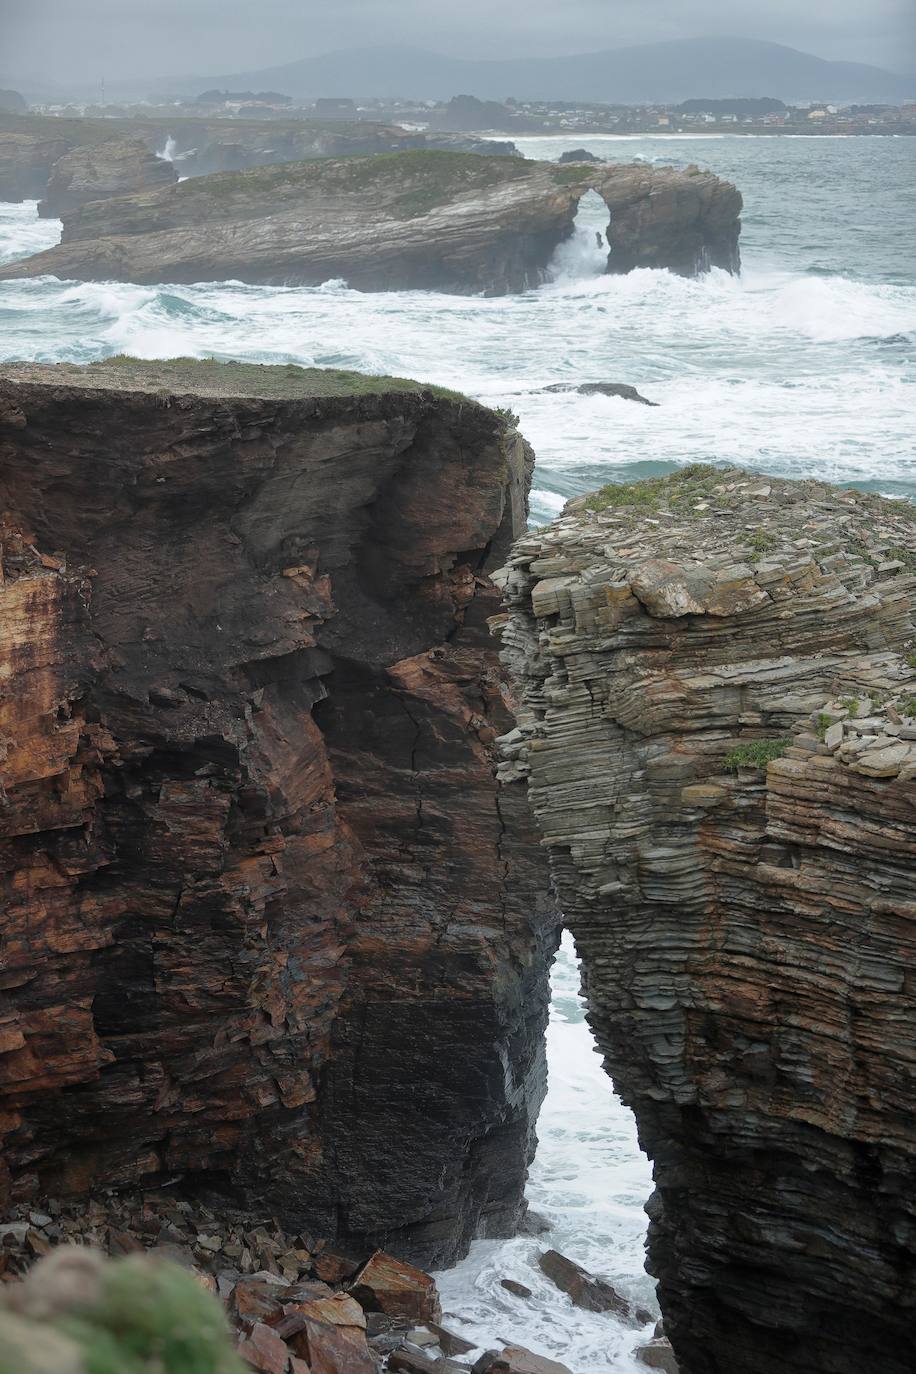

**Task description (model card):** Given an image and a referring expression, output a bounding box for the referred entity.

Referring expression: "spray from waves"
[547,191,610,282]
[156,136,177,162]
[0,201,62,262]
[435,937,655,1374]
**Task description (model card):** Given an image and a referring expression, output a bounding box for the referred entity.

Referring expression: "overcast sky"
[3,0,915,89]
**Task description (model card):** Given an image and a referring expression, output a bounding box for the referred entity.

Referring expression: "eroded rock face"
[0,360,555,1267]
[0,111,519,203]
[499,467,916,1374]
[38,138,178,218]
[0,132,71,201]
[0,152,741,292]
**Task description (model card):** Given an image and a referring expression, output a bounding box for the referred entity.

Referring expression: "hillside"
[197,36,915,105]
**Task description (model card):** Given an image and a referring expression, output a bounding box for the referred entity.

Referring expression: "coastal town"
[8,87,916,137]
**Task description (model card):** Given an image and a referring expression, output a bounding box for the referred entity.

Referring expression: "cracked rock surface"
[498,466,916,1374]
[0,360,555,1267]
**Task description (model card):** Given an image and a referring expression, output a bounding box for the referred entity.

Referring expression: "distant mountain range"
[182,37,915,106]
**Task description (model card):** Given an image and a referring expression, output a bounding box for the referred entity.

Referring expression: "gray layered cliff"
[0,111,518,204]
[0,151,742,292]
[0,359,556,1266]
[498,467,916,1374]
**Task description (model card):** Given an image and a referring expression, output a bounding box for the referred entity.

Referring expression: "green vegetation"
[0,1256,243,1374]
[743,527,776,553]
[840,697,861,718]
[185,148,535,219]
[552,164,598,185]
[886,543,916,572]
[723,738,790,772]
[584,464,724,515]
[816,712,834,740]
[91,356,469,401]
[903,697,916,717]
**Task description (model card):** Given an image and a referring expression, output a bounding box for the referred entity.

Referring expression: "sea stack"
[0,151,742,291]
[498,467,916,1374]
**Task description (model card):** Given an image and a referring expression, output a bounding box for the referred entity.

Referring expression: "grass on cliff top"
[584,464,723,514]
[7,356,470,403]
[190,148,537,219]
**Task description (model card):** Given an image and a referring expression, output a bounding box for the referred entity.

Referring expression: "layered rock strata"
[0,152,741,291]
[37,138,178,218]
[0,359,555,1267]
[0,112,515,203]
[498,467,916,1374]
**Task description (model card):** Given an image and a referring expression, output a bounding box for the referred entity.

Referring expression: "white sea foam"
[2,229,912,526]
[0,200,61,261]
[435,937,654,1373]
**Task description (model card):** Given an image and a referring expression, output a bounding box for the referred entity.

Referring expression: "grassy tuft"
[723,738,790,773]
[584,464,722,515]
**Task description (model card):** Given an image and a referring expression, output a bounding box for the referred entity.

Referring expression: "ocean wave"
[0,200,62,263]
[436,937,654,1374]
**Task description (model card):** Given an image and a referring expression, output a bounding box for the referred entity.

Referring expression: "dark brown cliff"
[0,359,556,1266]
[499,467,916,1374]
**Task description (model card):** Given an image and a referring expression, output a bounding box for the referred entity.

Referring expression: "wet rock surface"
[0,1197,604,1374]
[38,137,178,217]
[498,467,916,1374]
[537,1249,642,1321]
[542,383,659,405]
[0,151,741,292]
[0,359,555,1268]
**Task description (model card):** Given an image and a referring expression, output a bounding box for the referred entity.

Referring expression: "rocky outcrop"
[498,467,916,1374]
[0,112,515,203]
[0,91,27,116]
[37,138,178,218]
[0,152,741,291]
[543,382,659,405]
[0,131,71,201]
[0,359,556,1268]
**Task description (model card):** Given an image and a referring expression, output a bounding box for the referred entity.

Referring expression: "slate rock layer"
[499,467,916,1374]
[37,138,178,218]
[0,360,556,1268]
[0,152,742,292]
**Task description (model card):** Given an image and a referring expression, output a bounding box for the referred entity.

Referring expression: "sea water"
[1,133,914,1368]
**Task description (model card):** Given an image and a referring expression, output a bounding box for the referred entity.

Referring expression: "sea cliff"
[0,359,556,1267]
[498,467,916,1374]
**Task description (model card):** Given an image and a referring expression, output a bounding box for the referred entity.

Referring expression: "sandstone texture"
[498,467,916,1374]
[0,359,555,1267]
[0,151,741,292]
[0,111,514,203]
[37,138,178,218]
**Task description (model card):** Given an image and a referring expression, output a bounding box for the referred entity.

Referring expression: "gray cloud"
[2,0,914,92]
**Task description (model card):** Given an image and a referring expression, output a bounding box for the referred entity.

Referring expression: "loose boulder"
[350,1251,441,1325]
[637,1337,679,1372]
[537,1249,632,1318]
